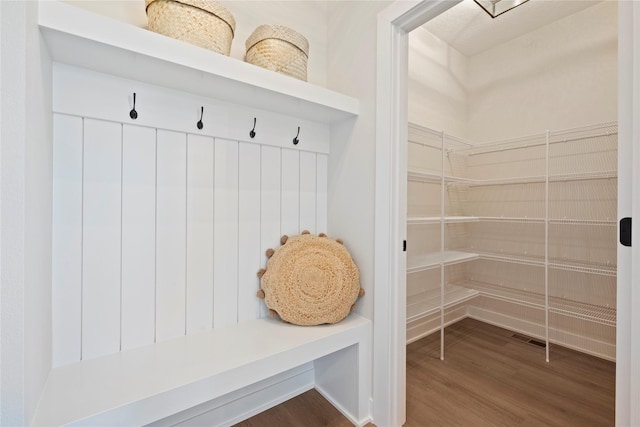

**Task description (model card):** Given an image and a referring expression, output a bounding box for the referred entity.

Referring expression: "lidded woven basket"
[245,25,309,81]
[145,0,236,55]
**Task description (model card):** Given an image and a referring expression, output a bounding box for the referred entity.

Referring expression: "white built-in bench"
[34,314,371,426]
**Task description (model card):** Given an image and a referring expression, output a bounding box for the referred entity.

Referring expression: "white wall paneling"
[51,67,330,363]
[156,130,187,343]
[121,124,156,350]
[316,154,328,233]
[213,138,239,328]
[81,118,122,360]
[281,149,300,236]
[300,151,317,234]
[237,142,262,322]
[52,114,83,366]
[186,134,215,334]
[260,145,282,318]
[52,64,332,154]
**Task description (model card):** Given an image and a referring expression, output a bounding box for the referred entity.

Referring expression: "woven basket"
[145,0,236,55]
[245,25,309,81]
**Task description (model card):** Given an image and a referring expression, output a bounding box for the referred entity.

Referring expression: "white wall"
[467,1,617,141]
[62,0,329,86]
[25,1,53,422]
[408,26,468,136]
[326,1,391,324]
[1,1,53,425]
[1,3,27,424]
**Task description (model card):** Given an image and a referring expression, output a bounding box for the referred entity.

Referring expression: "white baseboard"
[315,384,372,427]
[150,363,314,427]
[467,306,616,361]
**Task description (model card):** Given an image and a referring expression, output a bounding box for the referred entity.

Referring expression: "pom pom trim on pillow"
[257,231,364,326]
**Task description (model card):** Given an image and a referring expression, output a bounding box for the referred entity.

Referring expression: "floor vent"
[512,334,547,348]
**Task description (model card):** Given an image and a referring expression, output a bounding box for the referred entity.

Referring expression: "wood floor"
[235,318,615,426]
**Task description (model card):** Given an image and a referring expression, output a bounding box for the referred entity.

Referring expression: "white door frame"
[616,2,640,426]
[375,1,640,426]
[374,1,460,426]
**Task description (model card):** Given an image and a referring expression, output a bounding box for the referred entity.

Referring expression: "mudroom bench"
[33,314,371,426]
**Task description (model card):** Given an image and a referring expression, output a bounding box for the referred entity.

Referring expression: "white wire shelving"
[406,121,618,359]
[407,249,617,276]
[407,251,479,273]
[407,216,479,225]
[453,280,616,327]
[408,169,617,186]
[407,285,479,323]
[407,217,616,226]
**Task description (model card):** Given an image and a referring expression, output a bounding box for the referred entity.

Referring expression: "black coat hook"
[197,106,204,130]
[249,118,257,139]
[129,93,138,120]
[249,117,256,139]
[293,126,300,145]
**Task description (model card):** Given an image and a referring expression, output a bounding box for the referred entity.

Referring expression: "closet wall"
[407,1,618,360]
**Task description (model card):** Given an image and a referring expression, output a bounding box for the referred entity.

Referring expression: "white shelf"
[408,170,617,186]
[407,285,479,322]
[549,261,616,277]
[407,251,479,273]
[476,251,545,268]
[455,281,616,327]
[549,170,617,182]
[408,216,479,225]
[33,314,371,426]
[472,251,617,276]
[473,217,615,225]
[407,170,472,184]
[549,219,616,226]
[479,216,545,224]
[38,1,358,124]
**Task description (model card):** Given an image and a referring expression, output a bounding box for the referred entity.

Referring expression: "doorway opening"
[374,1,631,425]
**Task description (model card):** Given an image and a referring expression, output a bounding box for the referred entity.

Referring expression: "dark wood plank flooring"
[235,318,615,426]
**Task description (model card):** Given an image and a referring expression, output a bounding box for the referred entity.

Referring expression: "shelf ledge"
[407,284,479,322]
[38,1,359,124]
[407,251,479,273]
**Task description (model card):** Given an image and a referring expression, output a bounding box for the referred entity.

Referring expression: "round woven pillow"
[257,231,364,326]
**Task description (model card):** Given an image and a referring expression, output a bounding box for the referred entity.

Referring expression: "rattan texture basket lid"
[257,232,364,326]
[246,25,309,57]
[145,0,236,34]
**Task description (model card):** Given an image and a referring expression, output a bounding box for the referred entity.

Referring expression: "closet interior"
[406,0,617,362]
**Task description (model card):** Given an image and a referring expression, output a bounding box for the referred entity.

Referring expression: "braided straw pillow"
[146,0,236,55]
[257,231,364,326]
[245,25,309,81]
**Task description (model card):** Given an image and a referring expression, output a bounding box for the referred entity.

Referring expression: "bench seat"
[33,314,371,426]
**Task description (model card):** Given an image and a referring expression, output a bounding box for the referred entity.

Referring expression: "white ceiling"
[422,0,604,57]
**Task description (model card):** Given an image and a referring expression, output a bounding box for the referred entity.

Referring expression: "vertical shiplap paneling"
[281,148,300,236]
[299,151,317,234]
[237,142,261,322]
[186,134,215,333]
[260,146,281,317]
[213,138,239,327]
[121,125,156,350]
[316,154,328,232]
[82,118,122,360]
[52,114,83,367]
[156,130,187,342]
